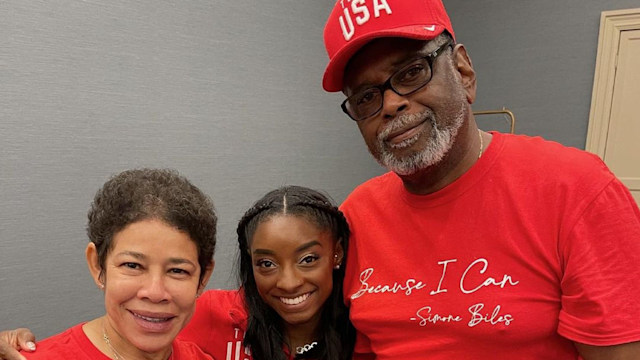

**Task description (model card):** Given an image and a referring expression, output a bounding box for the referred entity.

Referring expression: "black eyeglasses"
[341,40,454,122]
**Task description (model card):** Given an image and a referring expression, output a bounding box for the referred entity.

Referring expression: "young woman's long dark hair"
[236,185,355,360]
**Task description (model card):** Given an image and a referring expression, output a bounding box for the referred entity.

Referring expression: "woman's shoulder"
[172,338,216,360]
[199,289,246,317]
[22,323,109,359]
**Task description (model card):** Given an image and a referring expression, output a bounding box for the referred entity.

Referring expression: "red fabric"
[322,0,454,92]
[179,289,301,360]
[179,289,252,360]
[22,323,212,359]
[341,132,640,359]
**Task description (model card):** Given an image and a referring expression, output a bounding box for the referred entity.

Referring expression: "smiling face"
[250,214,342,332]
[87,219,211,356]
[343,36,472,176]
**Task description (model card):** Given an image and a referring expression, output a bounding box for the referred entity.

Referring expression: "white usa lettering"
[339,0,393,41]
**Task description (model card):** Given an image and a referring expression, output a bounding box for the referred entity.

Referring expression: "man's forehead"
[343,37,435,91]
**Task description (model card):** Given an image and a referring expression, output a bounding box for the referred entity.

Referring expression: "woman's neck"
[83,317,173,360]
[284,319,320,352]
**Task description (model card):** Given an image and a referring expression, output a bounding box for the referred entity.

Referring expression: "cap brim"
[322,24,446,92]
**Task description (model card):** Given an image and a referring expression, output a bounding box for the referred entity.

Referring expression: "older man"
[322,0,640,359]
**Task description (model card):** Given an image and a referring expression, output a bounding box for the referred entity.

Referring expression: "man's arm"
[0,329,36,360]
[576,341,640,360]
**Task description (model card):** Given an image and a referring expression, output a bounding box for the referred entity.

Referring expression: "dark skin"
[343,37,487,195]
[342,36,640,359]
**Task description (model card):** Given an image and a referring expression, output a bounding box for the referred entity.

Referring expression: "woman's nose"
[276,266,304,292]
[138,274,171,303]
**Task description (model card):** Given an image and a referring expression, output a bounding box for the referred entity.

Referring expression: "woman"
[3,186,354,360]
[21,169,216,359]
[179,185,355,360]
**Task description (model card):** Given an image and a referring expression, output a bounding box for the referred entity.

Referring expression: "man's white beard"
[374,100,466,176]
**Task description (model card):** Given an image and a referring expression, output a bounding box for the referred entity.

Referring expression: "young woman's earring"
[334,254,341,269]
[99,282,105,290]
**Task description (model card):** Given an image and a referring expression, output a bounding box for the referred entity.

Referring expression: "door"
[587,9,640,205]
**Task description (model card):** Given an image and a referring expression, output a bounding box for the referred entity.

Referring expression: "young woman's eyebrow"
[252,240,322,256]
[295,240,321,253]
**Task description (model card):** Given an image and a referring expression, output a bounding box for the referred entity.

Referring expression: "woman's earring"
[99,282,105,289]
[334,254,341,269]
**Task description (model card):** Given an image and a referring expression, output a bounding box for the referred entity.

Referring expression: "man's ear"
[85,243,104,289]
[453,44,477,104]
[198,260,215,295]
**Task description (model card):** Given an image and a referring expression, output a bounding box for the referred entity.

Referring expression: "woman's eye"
[169,268,190,275]
[300,255,319,265]
[256,259,276,268]
[122,262,141,270]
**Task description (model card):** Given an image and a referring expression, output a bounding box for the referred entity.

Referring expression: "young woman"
[179,185,355,360]
[2,185,354,360]
[21,169,217,360]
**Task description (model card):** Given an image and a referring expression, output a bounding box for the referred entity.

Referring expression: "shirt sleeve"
[558,178,640,345]
[178,290,215,350]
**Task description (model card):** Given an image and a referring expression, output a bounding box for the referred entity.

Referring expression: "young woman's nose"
[276,266,304,292]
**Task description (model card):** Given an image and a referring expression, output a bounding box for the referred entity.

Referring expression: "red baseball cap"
[322,0,455,92]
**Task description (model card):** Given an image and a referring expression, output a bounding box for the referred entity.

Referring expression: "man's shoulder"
[499,133,610,176]
[342,172,398,207]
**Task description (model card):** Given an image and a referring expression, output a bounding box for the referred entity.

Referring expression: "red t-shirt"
[179,289,252,360]
[341,133,640,359]
[178,289,300,360]
[23,323,212,360]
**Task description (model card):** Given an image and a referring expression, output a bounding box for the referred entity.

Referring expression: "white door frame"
[586,8,640,156]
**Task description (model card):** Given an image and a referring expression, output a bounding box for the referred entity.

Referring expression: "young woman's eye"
[300,254,319,265]
[256,259,276,268]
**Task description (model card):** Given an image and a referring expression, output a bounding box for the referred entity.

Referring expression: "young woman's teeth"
[280,293,310,305]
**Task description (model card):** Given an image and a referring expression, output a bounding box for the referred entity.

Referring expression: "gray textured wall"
[0,0,382,338]
[1,0,638,340]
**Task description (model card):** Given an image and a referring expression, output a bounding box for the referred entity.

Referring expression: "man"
[323,0,640,359]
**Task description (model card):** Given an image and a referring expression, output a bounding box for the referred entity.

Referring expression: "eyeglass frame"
[341,39,455,122]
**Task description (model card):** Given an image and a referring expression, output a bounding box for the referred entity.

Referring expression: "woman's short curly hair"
[87,168,217,283]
